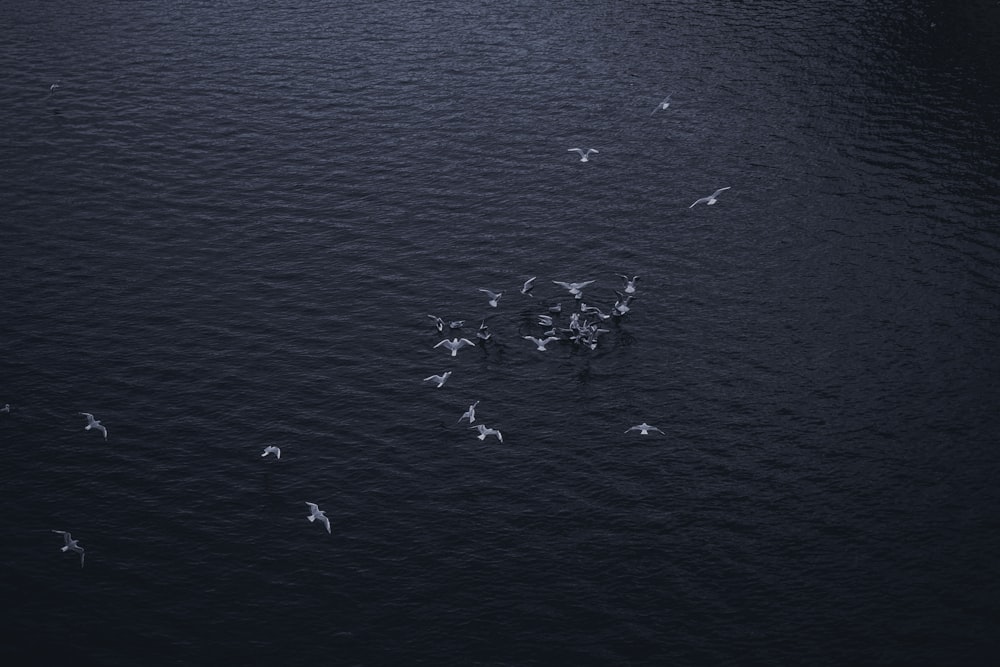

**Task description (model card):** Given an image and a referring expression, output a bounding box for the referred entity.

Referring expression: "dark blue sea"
[3,0,1000,664]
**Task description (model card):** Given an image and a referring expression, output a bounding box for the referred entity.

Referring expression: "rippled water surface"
[3,1,1000,664]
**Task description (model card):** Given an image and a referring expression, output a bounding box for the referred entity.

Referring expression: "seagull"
[427,314,445,332]
[625,423,665,435]
[476,320,493,341]
[520,277,537,296]
[471,424,503,442]
[78,412,107,440]
[305,502,331,534]
[448,320,465,330]
[651,94,671,114]
[478,289,502,308]
[434,338,476,357]
[423,371,452,388]
[459,400,480,424]
[689,187,731,208]
[568,148,598,162]
[0,404,10,414]
[52,530,85,568]
[552,280,595,299]
[49,83,60,92]
[617,275,639,294]
[548,303,562,314]
[537,314,554,327]
[261,445,281,459]
[524,335,560,351]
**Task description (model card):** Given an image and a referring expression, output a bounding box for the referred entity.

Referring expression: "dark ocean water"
[3,0,1000,664]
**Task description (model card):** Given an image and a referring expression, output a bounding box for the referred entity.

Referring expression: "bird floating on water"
[625,423,664,435]
[435,338,476,357]
[459,400,480,424]
[261,445,281,459]
[424,371,452,388]
[478,289,502,308]
[305,502,331,534]
[689,187,731,208]
[52,530,85,568]
[568,148,598,162]
[471,424,503,442]
[79,412,107,440]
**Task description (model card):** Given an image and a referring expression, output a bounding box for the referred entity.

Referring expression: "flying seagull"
[651,94,671,114]
[625,423,665,435]
[52,530,85,568]
[427,314,445,332]
[689,187,731,208]
[520,277,537,296]
[434,338,476,357]
[261,445,281,459]
[424,371,452,388]
[568,148,598,162]
[305,502,331,534]
[78,412,107,440]
[524,335,560,351]
[459,400,480,424]
[478,289,502,308]
[617,275,639,294]
[471,424,503,442]
[552,280,595,299]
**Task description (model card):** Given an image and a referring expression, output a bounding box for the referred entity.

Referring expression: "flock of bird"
[417,269,672,453]
[4,92,728,568]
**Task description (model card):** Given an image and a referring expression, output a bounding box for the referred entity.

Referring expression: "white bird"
[78,412,107,440]
[459,400,480,424]
[651,94,671,114]
[537,314,554,326]
[448,320,465,330]
[0,404,10,414]
[471,424,503,442]
[617,275,639,294]
[434,338,476,357]
[427,314,445,332]
[552,280,595,299]
[568,148,598,162]
[520,277,537,296]
[423,371,452,388]
[476,320,493,341]
[689,187,732,208]
[261,445,281,459]
[524,335,560,351]
[478,289,502,308]
[52,530,85,568]
[305,502,331,534]
[625,422,665,435]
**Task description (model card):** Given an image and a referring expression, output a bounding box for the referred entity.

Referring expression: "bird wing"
[568,148,583,154]
[588,149,599,155]
[712,187,731,197]
[305,502,319,511]
[690,198,707,208]
[433,340,448,349]
[459,338,476,347]
[551,281,572,290]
